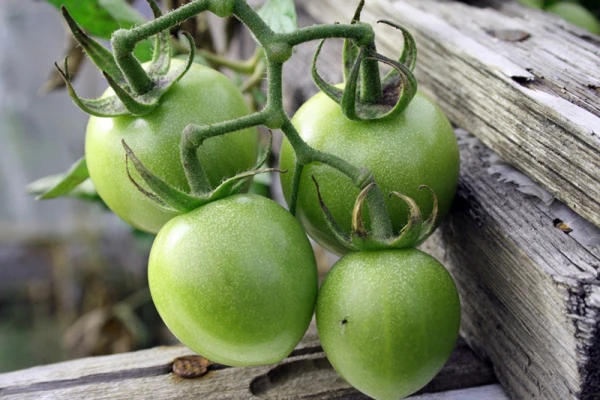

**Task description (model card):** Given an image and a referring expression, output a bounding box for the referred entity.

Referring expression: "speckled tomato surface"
[148,194,318,367]
[86,59,259,234]
[316,249,461,400]
[279,90,459,255]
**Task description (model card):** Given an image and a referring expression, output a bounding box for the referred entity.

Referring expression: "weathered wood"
[0,325,499,399]
[418,132,600,400]
[300,0,600,229]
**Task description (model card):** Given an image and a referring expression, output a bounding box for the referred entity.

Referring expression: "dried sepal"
[312,177,440,251]
[351,183,375,238]
[417,185,439,240]
[386,191,424,248]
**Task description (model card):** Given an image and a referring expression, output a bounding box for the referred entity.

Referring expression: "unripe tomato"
[316,249,461,400]
[547,2,600,34]
[86,59,260,234]
[280,91,459,255]
[149,194,318,366]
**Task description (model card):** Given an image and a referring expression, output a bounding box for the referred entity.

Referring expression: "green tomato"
[547,2,600,34]
[86,59,259,234]
[279,91,459,255]
[316,249,461,400]
[149,194,318,366]
[516,0,545,8]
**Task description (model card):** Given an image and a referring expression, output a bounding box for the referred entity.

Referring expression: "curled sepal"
[311,40,344,104]
[58,5,195,117]
[123,139,283,214]
[311,176,356,251]
[55,60,132,117]
[107,32,196,116]
[212,167,285,200]
[60,6,126,86]
[123,140,203,213]
[146,0,171,77]
[336,48,417,121]
[312,178,441,251]
[385,192,424,248]
[417,185,439,240]
[378,19,417,81]
[342,0,365,82]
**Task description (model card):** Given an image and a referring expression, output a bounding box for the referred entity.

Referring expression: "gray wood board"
[301,0,600,229]
[418,132,600,400]
[0,325,499,399]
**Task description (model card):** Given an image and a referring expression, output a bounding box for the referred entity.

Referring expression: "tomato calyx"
[310,2,418,122]
[122,133,282,214]
[312,176,438,251]
[54,1,196,117]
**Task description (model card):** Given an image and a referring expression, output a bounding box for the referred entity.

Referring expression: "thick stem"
[360,44,383,104]
[282,23,373,46]
[183,112,268,148]
[232,0,276,44]
[111,0,212,94]
[180,143,211,195]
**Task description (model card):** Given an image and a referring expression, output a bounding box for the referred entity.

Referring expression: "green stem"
[282,23,373,46]
[360,44,382,103]
[110,0,394,238]
[289,161,304,216]
[111,0,212,94]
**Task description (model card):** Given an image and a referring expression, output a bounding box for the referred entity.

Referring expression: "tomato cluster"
[86,47,460,400]
[45,2,463,398]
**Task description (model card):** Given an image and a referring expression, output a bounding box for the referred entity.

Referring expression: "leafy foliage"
[258,0,298,34]
[45,0,152,60]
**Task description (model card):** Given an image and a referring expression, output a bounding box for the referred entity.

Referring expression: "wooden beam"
[0,325,498,399]
[301,0,600,229]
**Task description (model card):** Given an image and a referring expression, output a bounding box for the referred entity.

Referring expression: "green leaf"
[28,157,91,200]
[46,0,143,39]
[258,0,298,34]
[46,0,153,61]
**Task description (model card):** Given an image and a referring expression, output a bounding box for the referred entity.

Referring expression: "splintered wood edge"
[0,324,497,399]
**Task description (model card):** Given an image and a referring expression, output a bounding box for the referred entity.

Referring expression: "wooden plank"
[0,325,498,399]
[418,131,600,400]
[301,0,600,229]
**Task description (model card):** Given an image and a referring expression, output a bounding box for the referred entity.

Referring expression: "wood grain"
[300,0,600,229]
[0,325,498,399]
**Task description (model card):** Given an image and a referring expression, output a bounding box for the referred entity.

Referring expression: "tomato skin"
[148,194,318,367]
[279,91,459,255]
[546,2,600,34]
[316,249,460,400]
[86,59,259,234]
